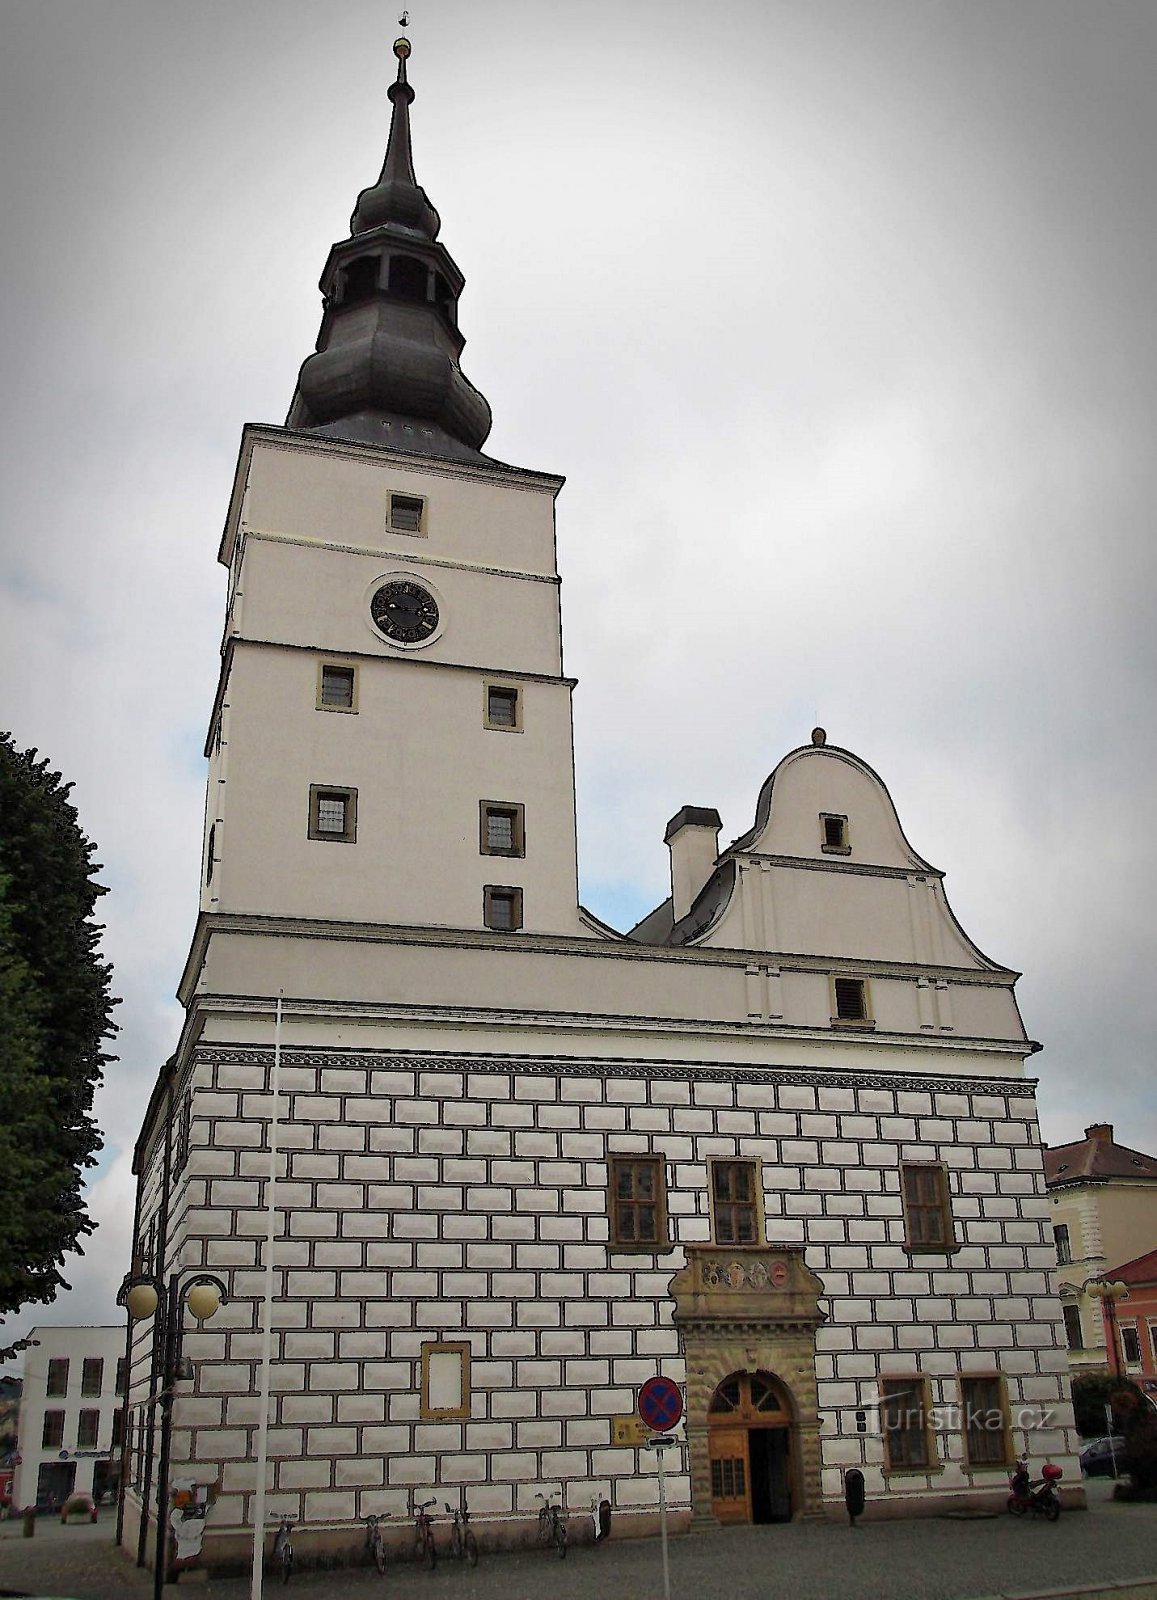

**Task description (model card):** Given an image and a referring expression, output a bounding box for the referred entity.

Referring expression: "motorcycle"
[1007,1455,1063,1522]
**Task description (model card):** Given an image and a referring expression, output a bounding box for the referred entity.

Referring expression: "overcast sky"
[2,0,1155,1360]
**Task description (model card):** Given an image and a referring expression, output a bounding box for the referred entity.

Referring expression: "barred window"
[309,785,358,843]
[318,663,356,711]
[480,802,524,857]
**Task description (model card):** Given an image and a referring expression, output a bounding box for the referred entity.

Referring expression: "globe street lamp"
[118,1271,228,1598]
[1084,1277,1130,1376]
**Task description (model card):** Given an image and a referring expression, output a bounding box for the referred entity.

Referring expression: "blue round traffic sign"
[638,1375,683,1433]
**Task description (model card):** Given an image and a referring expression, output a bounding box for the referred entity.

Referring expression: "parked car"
[1079,1435,1126,1476]
[60,1492,97,1523]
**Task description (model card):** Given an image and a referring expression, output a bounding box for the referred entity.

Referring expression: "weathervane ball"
[394,36,412,59]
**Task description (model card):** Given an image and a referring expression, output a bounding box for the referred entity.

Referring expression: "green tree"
[0,735,117,1314]
[1070,1371,1145,1439]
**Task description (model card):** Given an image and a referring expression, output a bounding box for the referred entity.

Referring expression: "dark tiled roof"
[1043,1129,1157,1185]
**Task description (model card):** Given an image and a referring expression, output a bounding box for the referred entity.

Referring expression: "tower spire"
[285,35,492,461]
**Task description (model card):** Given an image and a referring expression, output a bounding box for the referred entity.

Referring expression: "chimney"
[1085,1123,1114,1144]
[665,807,722,924]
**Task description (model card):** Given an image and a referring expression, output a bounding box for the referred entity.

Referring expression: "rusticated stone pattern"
[151,1050,1075,1532]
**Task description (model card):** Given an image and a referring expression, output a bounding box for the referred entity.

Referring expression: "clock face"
[370,580,440,644]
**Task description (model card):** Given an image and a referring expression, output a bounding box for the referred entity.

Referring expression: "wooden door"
[708,1425,751,1523]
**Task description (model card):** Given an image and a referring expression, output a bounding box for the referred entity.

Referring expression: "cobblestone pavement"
[1,1482,1153,1600]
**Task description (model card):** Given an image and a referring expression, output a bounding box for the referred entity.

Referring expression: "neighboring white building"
[124,37,1079,1571]
[14,1327,125,1511]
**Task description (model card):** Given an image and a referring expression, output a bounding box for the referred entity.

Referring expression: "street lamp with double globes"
[118,1270,228,1597]
[1083,1277,1130,1375]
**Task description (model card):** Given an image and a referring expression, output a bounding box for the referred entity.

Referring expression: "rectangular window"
[42,1410,65,1449]
[46,1359,69,1397]
[1150,1323,1157,1361]
[1122,1325,1142,1364]
[1053,1224,1072,1265]
[77,1409,100,1450]
[111,1408,125,1449]
[609,1156,668,1248]
[81,1357,104,1397]
[960,1374,1012,1468]
[711,1160,760,1245]
[483,885,523,931]
[880,1376,931,1470]
[1063,1303,1084,1351]
[480,801,525,857]
[901,1163,955,1251]
[317,662,357,712]
[420,1341,470,1419]
[832,976,871,1023]
[484,683,521,731]
[820,813,850,853]
[115,1357,128,1396]
[389,492,426,535]
[175,1093,192,1175]
[308,785,358,843]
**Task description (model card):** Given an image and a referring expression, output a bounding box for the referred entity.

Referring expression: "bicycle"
[364,1513,388,1575]
[271,1516,295,1585]
[413,1496,438,1569]
[535,1490,567,1559]
[445,1495,479,1567]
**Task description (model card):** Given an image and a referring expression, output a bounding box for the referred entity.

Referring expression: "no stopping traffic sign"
[638,1375,683,1433]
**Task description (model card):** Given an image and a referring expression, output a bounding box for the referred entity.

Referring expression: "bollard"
[23,1509,36,1538]
[844,1468,866,1527]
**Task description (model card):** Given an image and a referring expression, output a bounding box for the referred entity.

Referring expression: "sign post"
[638,1377,684,1600]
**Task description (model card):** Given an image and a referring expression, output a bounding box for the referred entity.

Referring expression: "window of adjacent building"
[1122,1325,1142,1365]
[317,662,358,712]
[608,1156,668,1248]
[711,1159,760,1245]
[420,1341,470,1419]
[960,1374,1012,1468]
[1053,1224,1072,1265]
[111,1408,125,1449]
[901,1163,955,1251]
[81,1357,104,1397]
[308,785,358,843]
[832,976,871,1023]
[77,1409,100,1450]
[820,813,850,853]
[42,1410,65,1449]
[46,1358,69,1397]
[480,801,525,858]
[1063,1303,1084,1351]
[205,823,216,886]
[115,1357,128,1396]
[483,885,523,932]
[880,1376,932,1471]
[388,492,426,536]
[484,684,521,732]
[1150,1323,1157,1361]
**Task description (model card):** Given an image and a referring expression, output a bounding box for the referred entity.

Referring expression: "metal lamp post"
[1084,1277,1130,1375]
[118,1270,228,1600]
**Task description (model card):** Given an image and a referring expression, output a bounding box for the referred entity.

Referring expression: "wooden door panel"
[709,1425,751,1523]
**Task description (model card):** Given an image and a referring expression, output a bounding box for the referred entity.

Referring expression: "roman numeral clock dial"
[370,579,440,644]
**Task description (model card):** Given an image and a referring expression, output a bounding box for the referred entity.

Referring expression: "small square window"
[711,1159,761,1245]
[81,1357,104,1397]
[388,492,426,535]
[77,1408,100,1450]
[483,885,523,931]
[832,976,871,1024]
[480,801,525,857]
[318,663,357,712]
[309,785,358,843]
[609,1156,668,1248]
[901,1162,955,1251]
[484,684,521,731]
[46,1359,69,1398]
[821,813,850,853]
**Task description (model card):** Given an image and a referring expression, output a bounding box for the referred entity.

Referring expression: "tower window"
[485,684,521,731]
[483,885,523,931]
[480,802,524,858]
[318,662,358,711]
[832,976,871,1023]
[821,813,850,853]
[341,254,380,304]
[388,255,428,301]
[309,785,358,843]
[388,493,426,536]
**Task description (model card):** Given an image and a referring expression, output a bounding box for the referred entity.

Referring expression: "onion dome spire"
[286,36,492,461]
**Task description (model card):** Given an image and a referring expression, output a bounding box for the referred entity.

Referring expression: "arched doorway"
[708,1371,794,1524]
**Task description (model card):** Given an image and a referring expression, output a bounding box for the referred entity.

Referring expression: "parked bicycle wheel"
[450,1524,462,1562]
[554,1520,567,1559]
[464,1529,479,1567]
[373,1535,387,1575]
[280,1541,294,1585]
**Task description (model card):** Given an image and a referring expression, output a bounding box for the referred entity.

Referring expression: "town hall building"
[123,35,1079,1571]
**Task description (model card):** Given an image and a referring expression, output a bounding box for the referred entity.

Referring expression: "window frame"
[115,1357,128,1396]
[420,1340,471,1420]
[608,1155,670,1251]
[308,784,358,844]
[45,1358,69,1398]
[820,813,851,854]
[479,801,525,859]
[1121,1324,1142,1365]
[959,1371,1014,1470]
[76,1408,101,1450]
[830,975,873,1027]
[1062,1302,1084,1352]
[483,884,523,931]
[387,491,428,537]
[900,1161,956,1254]
[81,1357,104,1398]
[708,1157,763,1246]
[1053,1223,1072,1265]
[879,1374,935,1473]
[316,661,359,714]
[483,682,522,733]
[42,1410,65,1449]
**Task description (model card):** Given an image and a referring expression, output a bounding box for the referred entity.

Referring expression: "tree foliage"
[1070,1371,1145,1439]
[0,735,117,1314]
